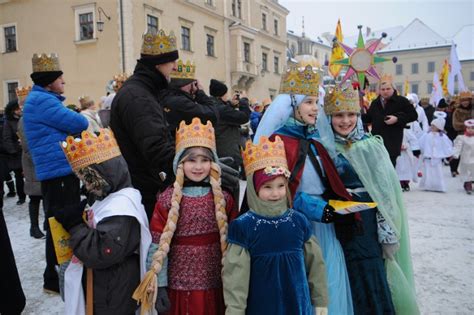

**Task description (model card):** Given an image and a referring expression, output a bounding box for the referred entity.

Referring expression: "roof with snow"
[343,25,404,47]
[379,18,450,52]
[287,31,332,47]
[451,24,474,61]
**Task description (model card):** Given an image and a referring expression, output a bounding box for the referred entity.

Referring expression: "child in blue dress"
[223,136,328,315]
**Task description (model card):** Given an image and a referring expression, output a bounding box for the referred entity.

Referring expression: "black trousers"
[450,158,460,173]
[12,168,26,201]
[41,174,81,287]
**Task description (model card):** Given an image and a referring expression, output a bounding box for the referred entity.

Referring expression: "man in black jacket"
[110,30,179,219]
[159,65,218,137]
[363,75,418,166]
[210,79,251,171]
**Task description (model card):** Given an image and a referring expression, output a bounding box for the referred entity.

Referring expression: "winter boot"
[464,182,473,195]
[6,179,16,197]
[29,201,45,239]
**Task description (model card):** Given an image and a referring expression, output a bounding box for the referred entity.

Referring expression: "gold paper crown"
[78,95,93,104]
[175,118,216,154]
[324,85,361,115]
[16,86,32,102]
[459,90,472,99]
[141,29,177,56]
[170,60,196,80]
[242,136,289,177]
[32,53,61,72]
[61,128,121,172]
[279,65,322,96]
[380,73,394,85]
[113,73,129,83]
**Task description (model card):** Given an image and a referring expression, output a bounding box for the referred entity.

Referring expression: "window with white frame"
[232,0,242,19]
[396,64,403,75]
[262,13,267,30]
[74,4,96,42]
[411,63,419,74]
[262,52,268,71]
[411,83,419,94]
[3,80,19,104]
[244,42,250,63]
[274,19,279,36]
[206,34,215,56]
[1,23,18,53]
[147,15,158,34]
[427,82,433,94]
[181,26,191,51]
[4,26,16,52]
[274,56,279,74]
[427,61,435,73]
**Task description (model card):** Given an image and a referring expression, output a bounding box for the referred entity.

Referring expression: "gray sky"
[281,0,474,39]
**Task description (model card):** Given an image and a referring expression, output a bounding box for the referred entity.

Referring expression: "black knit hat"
[30,71,63,87]
[140,50,179,67]
[209,79,228,97]
[437,98,448,108]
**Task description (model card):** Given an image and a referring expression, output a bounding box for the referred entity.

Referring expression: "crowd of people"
[0,26,473,315]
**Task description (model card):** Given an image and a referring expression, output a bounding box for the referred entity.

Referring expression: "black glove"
[321,204,336,223]
[155,286,171,313]
[218,157,240,191]
[55,199,88,231]
[412,150,421,158]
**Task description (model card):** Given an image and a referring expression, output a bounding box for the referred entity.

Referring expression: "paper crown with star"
[459,90,472,100]
[32,53,61,72]
[242,136,290,177]
[15,86,32,102]
[380,73,394,85]
[61,128,121,172]
[170,60,196,80]
[279,64,322,96]
[141,29,177,56]
[175,118,216,154]
[324,85,361,115]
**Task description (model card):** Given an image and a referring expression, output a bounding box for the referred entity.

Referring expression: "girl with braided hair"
[134,118,237,315]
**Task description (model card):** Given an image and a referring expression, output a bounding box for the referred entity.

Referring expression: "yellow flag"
[328,200,377,215]
[49,217,73,264]
[404,78,409,96]
[440,59,449,96]
[329,19,344,78]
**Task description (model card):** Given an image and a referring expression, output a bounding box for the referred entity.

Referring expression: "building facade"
[0,0,289,106]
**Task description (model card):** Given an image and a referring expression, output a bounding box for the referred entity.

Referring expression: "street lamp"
[97,7,111,32]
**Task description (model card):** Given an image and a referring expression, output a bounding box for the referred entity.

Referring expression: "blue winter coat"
[23,85,89,181]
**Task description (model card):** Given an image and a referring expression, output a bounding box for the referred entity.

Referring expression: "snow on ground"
[2,164,473,314]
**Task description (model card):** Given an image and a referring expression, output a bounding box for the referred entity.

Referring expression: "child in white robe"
[453,119,474,194]
[396,125,420,191]
[418,112,453,192]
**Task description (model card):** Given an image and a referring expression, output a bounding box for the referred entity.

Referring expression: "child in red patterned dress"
[134,118,237,315]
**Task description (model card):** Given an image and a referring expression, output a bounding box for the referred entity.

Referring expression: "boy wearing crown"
[222,136,328,315]
[159,60,218,137]
[23,53,89,293]
[55,129,151,314]
[135,118,237,315]
[362,74,418,167]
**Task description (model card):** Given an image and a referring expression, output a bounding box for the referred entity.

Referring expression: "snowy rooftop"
[343,25,404,47]
[451,24,474,61]
[287,30,332,47]
[380,18,450,52]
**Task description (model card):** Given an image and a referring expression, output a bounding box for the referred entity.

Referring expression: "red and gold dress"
[149,186,236,315]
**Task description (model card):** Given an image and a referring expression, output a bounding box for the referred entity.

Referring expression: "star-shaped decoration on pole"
[332,25,397,86]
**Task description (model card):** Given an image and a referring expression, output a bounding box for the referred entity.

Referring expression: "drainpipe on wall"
[119,0,125,73]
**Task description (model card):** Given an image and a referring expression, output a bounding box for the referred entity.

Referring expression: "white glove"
[315,307,328,315]
[382,243,400,260]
